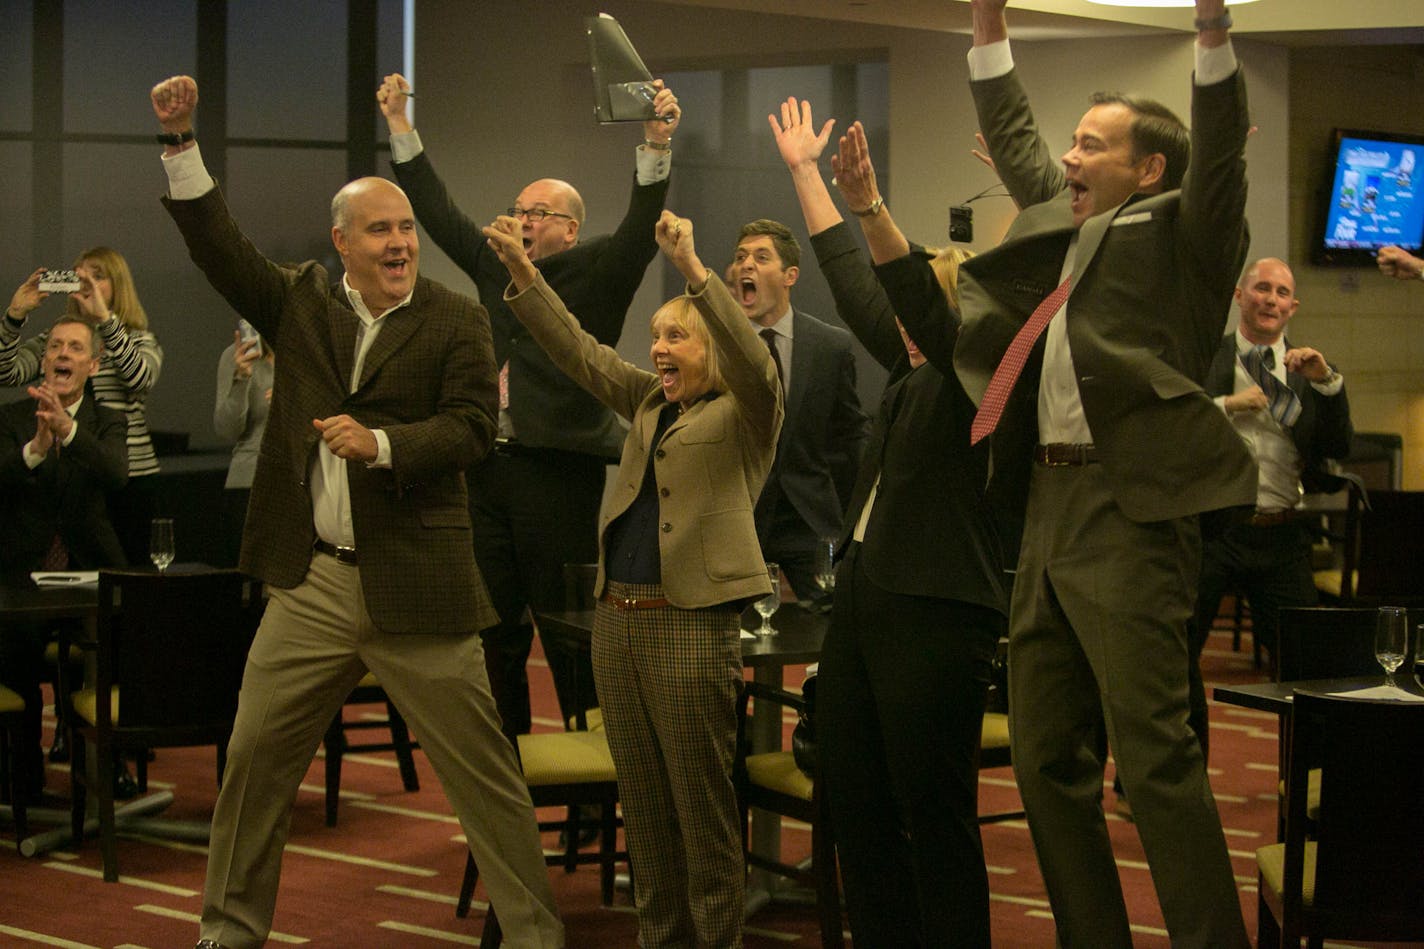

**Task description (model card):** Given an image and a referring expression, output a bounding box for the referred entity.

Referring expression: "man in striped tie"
[953,1,1257,945]
[1193,256,1352,757]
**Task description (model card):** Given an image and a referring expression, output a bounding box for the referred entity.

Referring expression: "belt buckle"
[1043,450,1072,467]
[618,596,637,610]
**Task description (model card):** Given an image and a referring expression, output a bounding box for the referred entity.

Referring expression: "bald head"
[514,178,584,261]
[1235,257,1299,346]
[330,176,419,316]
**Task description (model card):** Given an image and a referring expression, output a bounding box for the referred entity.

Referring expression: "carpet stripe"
[280,843,438,876]
[348,800,463,824]
[376,920,480,944]
[377,883,485,910]
[42,861,199,896]
[0,923,101,948]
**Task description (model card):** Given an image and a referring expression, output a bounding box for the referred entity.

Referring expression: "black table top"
[534,601,827,669]
[1214,675,1424,715]
[0,581,98,622]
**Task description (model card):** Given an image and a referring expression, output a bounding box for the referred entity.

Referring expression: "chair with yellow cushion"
[0,684,29,848]
[1255,690,1424,947]
[67,569,264,881]
[734,679,844,949]
[977,637,1025,824]
[321,673,420,826]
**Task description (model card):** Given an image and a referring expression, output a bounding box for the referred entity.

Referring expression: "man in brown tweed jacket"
[150,76,563,949]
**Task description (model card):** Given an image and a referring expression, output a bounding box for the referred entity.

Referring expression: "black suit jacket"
[754,308,868,543]
[0,393,128,576]
[163,185,500,636]
[1204,335,1352,495]
[810,223,1006,612]
[393,151,669,459]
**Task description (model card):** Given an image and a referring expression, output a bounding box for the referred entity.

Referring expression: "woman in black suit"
[772,99,1010,948]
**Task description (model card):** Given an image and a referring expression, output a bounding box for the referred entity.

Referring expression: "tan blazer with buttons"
[505,273,783,609]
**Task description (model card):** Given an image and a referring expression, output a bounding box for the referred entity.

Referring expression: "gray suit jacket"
[755,310,868,541]
[956,67,1257,524]
[164,186,500,635]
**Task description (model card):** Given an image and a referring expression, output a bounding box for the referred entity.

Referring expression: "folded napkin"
[1327,684,1424,703]
[31,571,100,586]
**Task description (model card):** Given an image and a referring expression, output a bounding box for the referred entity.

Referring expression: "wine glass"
[813,538,837,596]
[753,562,781,636]
[1415,624,1424,691]
[150,518,175,573]
[1374,606,1408,688]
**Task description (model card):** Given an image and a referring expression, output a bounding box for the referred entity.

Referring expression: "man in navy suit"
[733,219,867,606]
[1192,257,1351,759]
[0,315,128,799]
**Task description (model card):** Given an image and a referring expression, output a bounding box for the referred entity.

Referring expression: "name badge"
[1112,211,1153,227]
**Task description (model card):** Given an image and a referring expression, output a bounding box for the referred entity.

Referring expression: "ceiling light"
[1085,0,1259,7]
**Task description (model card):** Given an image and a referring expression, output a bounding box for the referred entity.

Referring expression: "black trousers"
[467,445,604,737]
[1191,518,1316,760]
[817,542,1002,948]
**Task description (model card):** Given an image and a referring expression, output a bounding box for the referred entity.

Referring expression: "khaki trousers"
[200,552,563,949]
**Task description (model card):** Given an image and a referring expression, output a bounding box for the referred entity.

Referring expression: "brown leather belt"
[601,592,671,611]
[1248,509,1301,527]
[313,539,358,565]
[1035,443,1098,467]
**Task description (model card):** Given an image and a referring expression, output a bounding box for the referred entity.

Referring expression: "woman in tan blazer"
[485,209,782,948]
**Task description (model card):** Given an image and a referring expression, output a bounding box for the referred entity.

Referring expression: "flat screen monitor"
[1313,128,1424,266]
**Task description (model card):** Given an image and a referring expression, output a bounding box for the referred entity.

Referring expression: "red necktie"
[969,275,1074,446]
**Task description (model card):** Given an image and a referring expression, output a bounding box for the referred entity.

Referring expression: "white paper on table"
[740,630,756,640]
[30,571,100,586]
[1325,684,1424,703]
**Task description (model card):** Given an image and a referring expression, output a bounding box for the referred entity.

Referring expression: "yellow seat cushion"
[1257,840,1318,906]
[981,712,1010,750]
[1276,768,1322,821]
[0,685,25,715]
[566,707,605,733]
[1312,569,1349,598]
[517,729,617,786]
[356,671,380,689]
[71,687,120,726]
[746,750,813,802]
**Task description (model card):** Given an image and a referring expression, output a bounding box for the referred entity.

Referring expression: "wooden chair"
[1315,487,1424,608]
[67,569,264,881]
[456,563,626,948]
[734,678,845,949]
[321,674,420,826]
[1255,690,1424,947]
[0,684,29,848]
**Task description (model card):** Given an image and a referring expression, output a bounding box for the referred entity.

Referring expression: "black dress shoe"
[47,733,69,763]
[194,941,230,949]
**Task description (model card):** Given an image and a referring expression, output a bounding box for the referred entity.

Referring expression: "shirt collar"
[758,305,794,339]
[342,275,414,323]
[1234,329,1283,360]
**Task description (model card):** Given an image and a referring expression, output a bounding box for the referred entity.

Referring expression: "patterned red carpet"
[0,622,1398,947]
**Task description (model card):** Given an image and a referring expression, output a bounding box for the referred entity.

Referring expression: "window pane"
[63,0,196,134]
[0,1,33,131]
[228,0,347,141]
[226,147,348,273]
[375,0,408,144]
[0,142,34,263]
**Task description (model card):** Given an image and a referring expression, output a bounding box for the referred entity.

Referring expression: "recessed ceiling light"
[1085,0,1260,7]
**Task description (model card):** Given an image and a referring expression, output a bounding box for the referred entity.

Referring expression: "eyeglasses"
[506,207,573,222]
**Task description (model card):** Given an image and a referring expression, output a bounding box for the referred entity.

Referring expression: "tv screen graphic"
[1314,128,1424,266]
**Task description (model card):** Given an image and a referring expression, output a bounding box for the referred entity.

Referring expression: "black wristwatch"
[155,129,195,147]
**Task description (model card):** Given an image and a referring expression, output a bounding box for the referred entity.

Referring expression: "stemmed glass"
[754,562,781,636]
[1374,606,1408,688]
[150,518,175,573]
[813,538,837,597]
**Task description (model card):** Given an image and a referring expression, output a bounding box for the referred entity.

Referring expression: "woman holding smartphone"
[213,320,274,567]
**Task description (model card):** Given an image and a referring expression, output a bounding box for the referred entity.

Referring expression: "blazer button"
[660,487,670,497]
[655,449,666,460]
[661,522,672,533]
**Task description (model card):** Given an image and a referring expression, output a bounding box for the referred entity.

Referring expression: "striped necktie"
[1242,344,1302,427]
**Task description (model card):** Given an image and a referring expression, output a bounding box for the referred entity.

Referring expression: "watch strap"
[1194,12,1232,31]
[156,129,195,147]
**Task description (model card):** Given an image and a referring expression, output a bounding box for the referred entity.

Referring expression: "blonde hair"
[925,245,975,310]
[66,246,148,332]
[650,295,724,394]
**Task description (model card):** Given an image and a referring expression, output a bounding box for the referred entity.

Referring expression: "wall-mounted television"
[1313,128,1424,266]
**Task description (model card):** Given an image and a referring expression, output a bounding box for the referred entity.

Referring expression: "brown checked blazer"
[505,273,783,610]
[163,186,500,635]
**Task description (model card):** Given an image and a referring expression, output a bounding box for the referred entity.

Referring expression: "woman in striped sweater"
[4,248,164,564]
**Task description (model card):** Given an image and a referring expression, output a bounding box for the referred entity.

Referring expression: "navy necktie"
[1242,344,1302,427]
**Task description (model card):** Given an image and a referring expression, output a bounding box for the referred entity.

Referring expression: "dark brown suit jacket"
[163,186,500,635]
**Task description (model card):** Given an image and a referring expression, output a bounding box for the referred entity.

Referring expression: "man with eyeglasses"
[378,73,680,739]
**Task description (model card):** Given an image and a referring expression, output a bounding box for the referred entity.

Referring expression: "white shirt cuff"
[162,142,217,200]
[1311,372,1344,397]
[390,129,423,164]
[968,40,1014,81]
[61,419,78,448]
[369,429,392,468]
[1195,37,1238,86]
[23,442,43,469]
[635,144,671,186]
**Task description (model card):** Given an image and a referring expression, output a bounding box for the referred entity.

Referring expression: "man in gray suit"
[151,75,562,949]
[733,219,867,607]
[956,1,1255,946]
